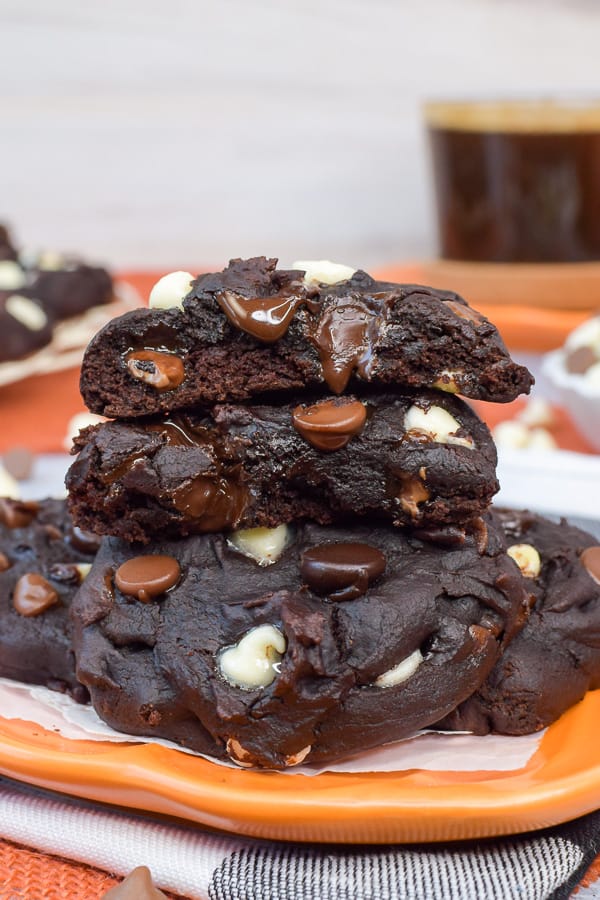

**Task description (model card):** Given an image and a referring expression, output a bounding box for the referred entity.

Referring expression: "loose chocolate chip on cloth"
[0,497,99,700]
[437,510,600,736]
[71,517,531,769]
[66,389,498,543]
[1,775,600,899]
[79,257,533,418]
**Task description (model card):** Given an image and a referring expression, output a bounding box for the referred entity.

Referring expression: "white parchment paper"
[0,677,543,776]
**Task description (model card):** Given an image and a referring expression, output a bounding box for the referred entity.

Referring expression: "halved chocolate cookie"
[66,389,498,543]
[71,517,531,768]
[79,257,533,418]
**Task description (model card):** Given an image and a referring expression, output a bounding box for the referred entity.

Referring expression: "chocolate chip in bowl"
[542,313,600,450]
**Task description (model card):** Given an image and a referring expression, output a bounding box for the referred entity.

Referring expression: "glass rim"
[423,97,600,133]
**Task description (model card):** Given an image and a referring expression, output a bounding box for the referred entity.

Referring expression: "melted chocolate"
[300,542,386,600]
[0,499,39,529]
[172,475,248,532]
[216,286,305,342]
[292,398,367,451]
[13,573,59,617]
[115,554,181,602]
[389,471,430,519]
[581,546,600,585]
[311,297,383,393]
[125,349,185,391]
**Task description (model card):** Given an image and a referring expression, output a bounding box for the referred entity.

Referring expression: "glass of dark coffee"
[425,99,600,262]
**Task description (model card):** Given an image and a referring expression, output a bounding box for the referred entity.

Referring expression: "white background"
[2,0,600,270]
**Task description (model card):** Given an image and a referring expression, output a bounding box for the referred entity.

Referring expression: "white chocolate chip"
[37,250,66,271]
[507,543,542,578]
[75,563,92,581]
[285,745,312,767]
[404,404,474,448]
[527,427,558,450]
[228,524,291,566]
[492,420,531,449]
[219,624,286,689]
[375,648,423,688]
[292,259,356,287]
[148,271,194,311]
[432,369,461,393]
[5,295,47,331]
[0,260,26,290]
[516,398,555,429]
[0,464,20,499]
[63,412,106,451]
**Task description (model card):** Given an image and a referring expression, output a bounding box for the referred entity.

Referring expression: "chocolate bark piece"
[0,497,99,701]
[66,389,499,543]
[437,510,600,735]
[28,261,114,320]
[0,289,54,363]
[79,257,533,417]
[71,517,532,769]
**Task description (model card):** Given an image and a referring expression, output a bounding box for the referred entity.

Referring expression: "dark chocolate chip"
[66,523,102,554]
[13,573,59,617]
[292,398,367,451]
[100,866,167,899]
[115,554,181,602]
[49,562,82,585]
[300,542,386,600]
[216,287,304,342]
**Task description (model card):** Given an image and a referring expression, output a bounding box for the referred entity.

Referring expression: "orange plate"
[2,693,600,843]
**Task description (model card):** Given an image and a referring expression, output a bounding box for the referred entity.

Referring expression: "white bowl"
[542,349,600,451]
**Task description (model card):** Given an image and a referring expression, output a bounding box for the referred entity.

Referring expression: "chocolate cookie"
[66,390,498,543]
[0,289,54,363]
[0,497,100,700]
[79,257,533,418]
[27,259,114,320]
[71,517,532,768]
[437,510,600,735]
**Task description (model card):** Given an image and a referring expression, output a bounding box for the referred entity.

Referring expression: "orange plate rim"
[1,691,600,843]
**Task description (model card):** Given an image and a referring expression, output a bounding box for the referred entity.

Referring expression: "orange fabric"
[0,268,595,454]
[0,837,184,899]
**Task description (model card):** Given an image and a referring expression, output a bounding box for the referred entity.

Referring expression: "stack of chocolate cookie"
[63,257,572,768]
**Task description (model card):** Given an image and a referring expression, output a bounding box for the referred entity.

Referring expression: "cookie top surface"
[0,497,100,699]
[72,516,531,768]
[66,389,498,542]
[79,257,533,417]
[27,260,113,320]
[437,509,600,735]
